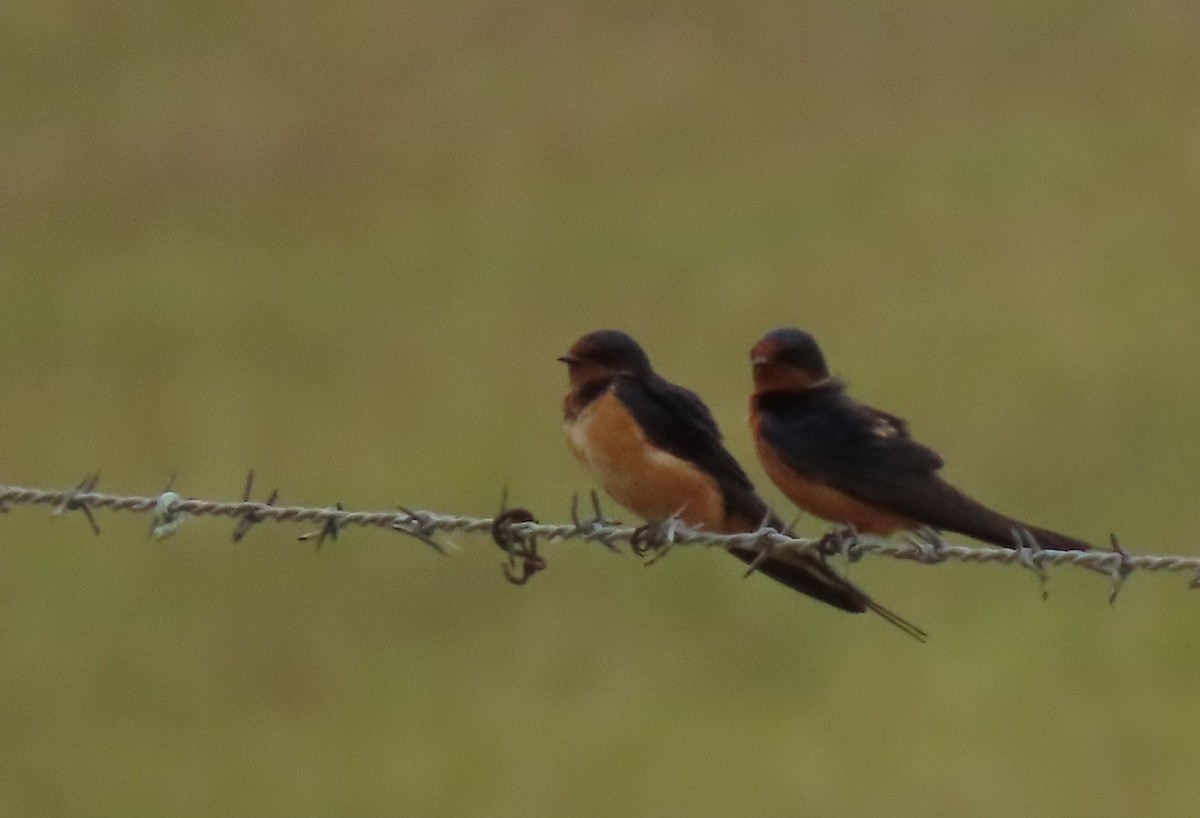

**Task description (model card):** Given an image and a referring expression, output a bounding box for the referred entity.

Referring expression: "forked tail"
[726,533,927,641]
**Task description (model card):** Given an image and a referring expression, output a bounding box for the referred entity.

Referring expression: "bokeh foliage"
[2,2,1199,815]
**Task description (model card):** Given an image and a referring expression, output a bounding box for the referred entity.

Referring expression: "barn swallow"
[749,328,1092,552]
[560,329,925,640]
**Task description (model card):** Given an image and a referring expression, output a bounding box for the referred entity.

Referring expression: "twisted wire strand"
[3,481,1198,591]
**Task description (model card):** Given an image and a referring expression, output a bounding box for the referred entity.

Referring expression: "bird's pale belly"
[566,390,726,530]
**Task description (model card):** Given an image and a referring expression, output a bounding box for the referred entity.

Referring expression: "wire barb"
[232,470,279,544]
[0,479,1197,597]
[394,508,449,554]
[54,472,102,535]
[569,490,622,552]
[1107,534,1133,604]
[1012,526,1050,601]
[298,502,344,548]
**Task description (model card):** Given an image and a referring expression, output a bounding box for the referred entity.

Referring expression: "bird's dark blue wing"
[755,384,1092,552]
[613,374,770,525]
[613,375,930,636]
[756,386,951,515]
[613,374,753,487]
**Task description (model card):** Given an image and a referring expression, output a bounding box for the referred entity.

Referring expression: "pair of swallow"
[560,329,1092,640]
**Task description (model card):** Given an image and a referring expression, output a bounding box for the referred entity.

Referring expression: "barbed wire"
[3,473,1199,600]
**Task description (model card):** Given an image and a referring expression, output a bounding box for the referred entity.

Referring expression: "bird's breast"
[564,389,726,529]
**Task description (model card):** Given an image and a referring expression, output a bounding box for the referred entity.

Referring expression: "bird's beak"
[750,355,769,366]
[557,354,579,364]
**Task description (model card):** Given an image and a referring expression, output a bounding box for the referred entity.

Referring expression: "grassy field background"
[2,2,1199,815]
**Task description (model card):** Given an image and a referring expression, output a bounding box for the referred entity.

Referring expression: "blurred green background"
[2,2,1199,815]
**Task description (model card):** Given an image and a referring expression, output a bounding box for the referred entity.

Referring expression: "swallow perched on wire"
[749,328,1092,553]
[560,330,925,639]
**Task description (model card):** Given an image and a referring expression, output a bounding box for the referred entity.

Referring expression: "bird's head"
[750,328,831,393]
[559,330,653,388]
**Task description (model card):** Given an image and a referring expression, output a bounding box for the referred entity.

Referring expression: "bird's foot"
[630,518,685,562]
[568,490,623,553]
[815,526,861,561]
[571,490,621,532]
[629,521,663,557]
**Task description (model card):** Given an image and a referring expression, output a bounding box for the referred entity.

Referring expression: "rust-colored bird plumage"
[749,328,1092,552]
[560,330,925,639]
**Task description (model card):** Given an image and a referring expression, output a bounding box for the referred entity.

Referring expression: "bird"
[748,327,1093,553]
[560,329,925,640]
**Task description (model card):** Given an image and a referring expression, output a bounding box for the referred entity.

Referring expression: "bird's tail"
[726,510,927,642]
[920,481,1092,552]
[1011,523,1092,552]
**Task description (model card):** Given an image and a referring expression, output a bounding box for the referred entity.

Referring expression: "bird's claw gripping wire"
[629,510,688,563]
[814,526,861,563]
[908,526,948,563]
[741,513,784,578]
